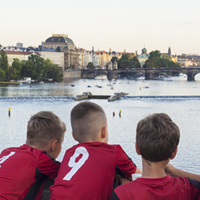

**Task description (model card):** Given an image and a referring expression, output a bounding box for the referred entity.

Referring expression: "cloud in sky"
[1,0,200,55]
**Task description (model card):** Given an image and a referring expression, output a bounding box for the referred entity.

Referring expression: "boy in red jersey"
[0,111,66,200]
[50,101,142,200]
[111,113,200,200]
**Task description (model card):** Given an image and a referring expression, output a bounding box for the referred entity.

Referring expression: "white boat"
[108,92,128,102]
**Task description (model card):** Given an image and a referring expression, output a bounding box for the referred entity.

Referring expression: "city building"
[38,50,64,68]
[137,48,149,67]
[5,51,40,66]
[43,34,79,69]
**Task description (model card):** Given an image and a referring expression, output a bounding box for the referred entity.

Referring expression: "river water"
[1,75,200,174]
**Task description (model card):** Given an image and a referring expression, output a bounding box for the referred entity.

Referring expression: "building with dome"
[43,34,79,69]
[137,48,149,67]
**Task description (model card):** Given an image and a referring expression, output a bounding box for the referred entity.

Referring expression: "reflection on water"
[1,76,200,174]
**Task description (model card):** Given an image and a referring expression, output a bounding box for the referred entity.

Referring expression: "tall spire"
[168,47,171,56]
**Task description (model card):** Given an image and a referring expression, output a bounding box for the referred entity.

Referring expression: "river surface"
[1,75,200,174]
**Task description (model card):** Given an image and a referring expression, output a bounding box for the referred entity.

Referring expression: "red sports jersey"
[111,176,200,200]
[0,144,60,200]
[50,142,137,200]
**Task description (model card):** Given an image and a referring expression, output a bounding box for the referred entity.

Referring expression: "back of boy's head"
[71,101,107,142]
[136,113,180,162]
[26,111,66,148]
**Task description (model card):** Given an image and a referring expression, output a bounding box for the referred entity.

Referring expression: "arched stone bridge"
[81,66,200,81]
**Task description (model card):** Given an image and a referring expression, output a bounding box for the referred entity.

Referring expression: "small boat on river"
[108,92,129,102]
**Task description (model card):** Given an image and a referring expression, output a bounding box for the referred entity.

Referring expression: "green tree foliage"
[8,58,22,80]
[144,50,181,69]
[87,62,95,69]
[132,56,141,68]
[46,65,63,82]
[111,56,118,63]
[118,53,141,69]
[149,50,161,59]
[0,68,5,81]
[0,50,8,72]
[161,54,172,60]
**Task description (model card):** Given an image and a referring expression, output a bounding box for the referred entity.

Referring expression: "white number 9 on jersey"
[63,146,89,181]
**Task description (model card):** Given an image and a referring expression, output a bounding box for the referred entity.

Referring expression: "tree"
[144,50,181,69]
[132,57,141,68]
[28,54,44,81]
[9,58,22,80]
[46,65,63,82]
[0,50,8,72]
[118,53,138,69]
[111,56,118,63]
[87,62,95,69]
[118,54,130,69]
[0,68,5,81]
[149,50,161,59]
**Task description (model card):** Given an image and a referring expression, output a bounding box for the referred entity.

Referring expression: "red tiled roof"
[5,51,40,55]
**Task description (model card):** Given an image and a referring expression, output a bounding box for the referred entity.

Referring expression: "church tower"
[168,47,171,56]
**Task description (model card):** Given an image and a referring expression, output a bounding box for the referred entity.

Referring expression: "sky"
[1,0,200,55]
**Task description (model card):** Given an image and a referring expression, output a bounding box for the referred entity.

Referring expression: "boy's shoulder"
[113,176,199,200]
[65,142,122,153]
[1,144,44,156]
[0,144,58,165]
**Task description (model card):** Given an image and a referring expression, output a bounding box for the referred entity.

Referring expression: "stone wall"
[63,70,81,79]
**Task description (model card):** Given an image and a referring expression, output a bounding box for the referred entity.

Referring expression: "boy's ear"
[135,142,141,155]
[101,126,106,138]
[51,139,58,151]
[170,146,178,160]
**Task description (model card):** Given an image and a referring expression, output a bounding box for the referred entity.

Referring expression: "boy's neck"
[142,158,169,179]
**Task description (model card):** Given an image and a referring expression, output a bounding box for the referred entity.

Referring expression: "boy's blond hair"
[71,101,107,142]
[26,111,66,148]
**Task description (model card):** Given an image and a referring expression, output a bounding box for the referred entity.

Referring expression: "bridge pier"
[145,71,150,80]
[145,71,154,80]
[107,71,113,80]
[187,71,195,81]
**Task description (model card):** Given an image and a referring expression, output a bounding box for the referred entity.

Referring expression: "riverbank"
[0,82,20,85]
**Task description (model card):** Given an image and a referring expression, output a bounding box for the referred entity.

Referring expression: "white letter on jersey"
[0,152,15,167]
[63,146,89,181]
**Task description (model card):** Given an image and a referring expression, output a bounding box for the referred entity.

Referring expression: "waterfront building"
[5,51,40,66]
[171,55,178,63]
[113,61,118,69]
[108,61,112,70]
[38,50,64,68]
[178,58,195,67]
[137,48,149,67]
[43,34,79,69]
[78,48,84,69]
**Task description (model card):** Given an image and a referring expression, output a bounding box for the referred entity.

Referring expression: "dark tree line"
[0,50,63,82]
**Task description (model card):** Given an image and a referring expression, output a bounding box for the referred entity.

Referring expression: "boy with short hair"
[50,101,141,200]
[0,111,66,200]
[111,113,200,200]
